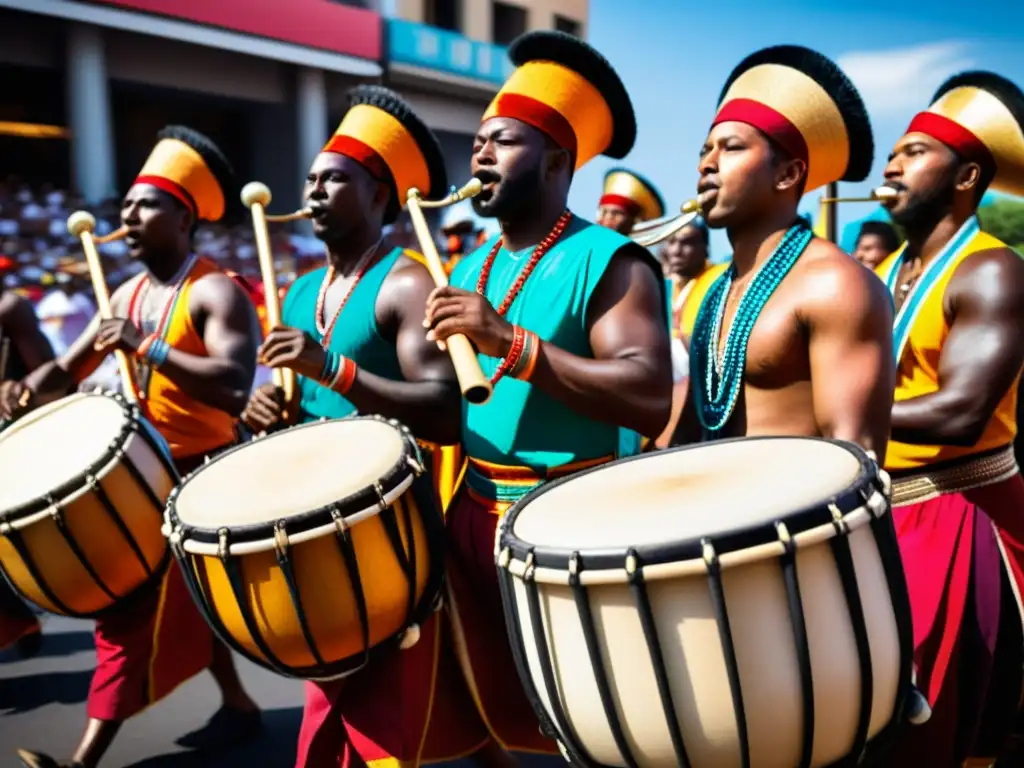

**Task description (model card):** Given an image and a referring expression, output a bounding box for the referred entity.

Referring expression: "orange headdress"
[482,30,636,170]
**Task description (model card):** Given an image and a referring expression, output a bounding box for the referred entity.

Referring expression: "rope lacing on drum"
[523,550,537,582]
[829,502,849,536]
[273,521,290,557]
[218,528,230,560]
[775,521,793,550]
[372,482,388,513]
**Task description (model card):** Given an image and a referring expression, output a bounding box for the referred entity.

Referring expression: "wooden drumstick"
[407,179,492,405]
[240,182,297,413]
[67,211,138,402]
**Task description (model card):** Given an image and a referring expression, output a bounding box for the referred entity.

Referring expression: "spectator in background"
[852,220,901,269]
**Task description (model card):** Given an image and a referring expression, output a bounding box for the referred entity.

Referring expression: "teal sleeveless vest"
[282,247,404,423]
[450,216,651,470]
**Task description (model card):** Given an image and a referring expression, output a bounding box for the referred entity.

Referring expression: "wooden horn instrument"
[630,197,705,247]
[406,178,493,405]
[820,186,901,204]
[66,211,139,401]
[240,182,298,411]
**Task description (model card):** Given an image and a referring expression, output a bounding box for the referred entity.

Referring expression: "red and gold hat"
[711,46,874,193]
[481,31,636,170]
[134,126,234,222]
[600,168,664,221]
[904,72,1024,197]
[323,85,447,222]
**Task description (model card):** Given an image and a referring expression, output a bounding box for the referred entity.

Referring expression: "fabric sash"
[883,215,981,365]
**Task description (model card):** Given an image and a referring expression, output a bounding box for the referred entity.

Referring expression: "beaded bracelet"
[137,335,171,368]
[320,350,358,395]
[490,325,526,385]
[509,329,540,382]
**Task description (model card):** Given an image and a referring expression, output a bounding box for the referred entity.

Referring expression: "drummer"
[872,71,1024,766]
[656,219,726,446]
[595,167,665,235]
[0,269,55,659]
[239,85,488,768]
[424,30,672,760]
[670,45,895,455]
[4,126,264,768]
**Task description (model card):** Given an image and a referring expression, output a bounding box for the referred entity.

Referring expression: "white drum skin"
[0,392,175,616]
[496,437,913,768]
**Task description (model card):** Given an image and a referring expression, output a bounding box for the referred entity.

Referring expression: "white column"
[296,67,328,235]
[67,23,116,204]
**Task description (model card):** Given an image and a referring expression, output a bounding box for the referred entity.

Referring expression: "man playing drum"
[2,126,263,768]
[423,30,672,761]
[595,167,665,236]
[873,71,1024,767]
[670,45,895,457]
[0,279,55,658]
[239,85,490,768]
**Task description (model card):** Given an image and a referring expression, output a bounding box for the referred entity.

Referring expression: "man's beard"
[472,164,542,219]
[889,173,958,233]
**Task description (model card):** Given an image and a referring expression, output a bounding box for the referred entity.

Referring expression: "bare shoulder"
[0,290,25,320]
[949,246,1024,311]
[607,241,663,292]
[109,273,144,316]
[792,238,892,325]
[387,250,435,298]
[190,270,251,309]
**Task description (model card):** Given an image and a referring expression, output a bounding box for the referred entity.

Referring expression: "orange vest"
[679,262,729,339]
[876,221,1021,470]
[140,258,238,459]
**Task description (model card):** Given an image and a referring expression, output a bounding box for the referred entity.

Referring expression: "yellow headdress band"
[600,168,665,221]
[482,31,636,170]
[321,85,447,216]
[135,126,232,222]
[905,72,1024,197]
[712,46,873,194]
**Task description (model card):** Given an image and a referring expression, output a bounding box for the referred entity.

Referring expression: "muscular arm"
[529,247,673,438]
[892,249,1024,447]
[155,274,260,417]
[0,295,55,374]
[805,255,895,461]
[344,261,460,445]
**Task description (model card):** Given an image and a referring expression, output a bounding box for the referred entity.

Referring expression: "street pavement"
[0,615,563,768]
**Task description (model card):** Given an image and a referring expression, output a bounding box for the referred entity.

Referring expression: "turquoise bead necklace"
[690,219,814,438]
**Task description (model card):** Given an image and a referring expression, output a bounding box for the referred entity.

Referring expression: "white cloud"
[837,41,976,119]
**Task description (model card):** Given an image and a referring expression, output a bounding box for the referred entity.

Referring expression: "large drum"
[0,391,175,617]
[164,415,444,680]
[496,437,913,768]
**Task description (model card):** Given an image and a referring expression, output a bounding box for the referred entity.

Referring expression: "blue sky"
[565,0,1024,259]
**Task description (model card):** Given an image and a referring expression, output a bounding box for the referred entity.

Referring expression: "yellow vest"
[679,262,729,339]
[876,221,1020,470]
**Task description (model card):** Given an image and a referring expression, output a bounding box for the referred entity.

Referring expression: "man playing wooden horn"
[0,266,55,658]
[596,167,665,235]
[4,126,263,768]
[873,71,1024,767]
[423,30,672,760]
[238,84,489,768]
[671,45,895,456]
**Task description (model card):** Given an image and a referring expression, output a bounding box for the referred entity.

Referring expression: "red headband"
[906,112,995,171]
[598,194,641,216]
[712,98,809,164]
[133,175,197,216]
[322,134,391,183]
[488,92,579,160]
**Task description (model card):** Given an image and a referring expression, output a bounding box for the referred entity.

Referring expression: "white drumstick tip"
[67,211,98,237]
[241,182,272,209]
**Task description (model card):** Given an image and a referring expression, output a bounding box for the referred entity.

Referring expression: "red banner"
[88,0,381,60]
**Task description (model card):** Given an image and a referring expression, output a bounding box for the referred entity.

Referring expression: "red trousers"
[878,473,1024,766]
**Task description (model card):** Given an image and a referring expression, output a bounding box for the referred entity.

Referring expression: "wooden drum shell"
[0,393,175,617]
[496,438,915,768]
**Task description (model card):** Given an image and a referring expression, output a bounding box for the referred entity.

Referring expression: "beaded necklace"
[314,236,383,348]
[690,220,813,437]
[476,210,573,316]
[127,254,198,399]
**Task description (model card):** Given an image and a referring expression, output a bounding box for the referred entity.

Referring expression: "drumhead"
[173,417,410,532]
[510,437,868,552]
[0,393,129,513]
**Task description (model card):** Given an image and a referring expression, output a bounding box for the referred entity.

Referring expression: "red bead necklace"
[476,210,572,316]
[314,239,382,348]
